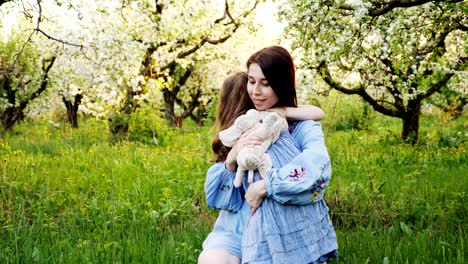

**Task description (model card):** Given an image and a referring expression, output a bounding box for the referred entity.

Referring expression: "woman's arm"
[246,120,332,207]
[269,105,324,121]
[265,120,331,204]
[205,162,244,212]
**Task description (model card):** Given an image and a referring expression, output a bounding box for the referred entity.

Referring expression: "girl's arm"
[269,105,324,121]
[205,162,244,212]
[206,127,265,212]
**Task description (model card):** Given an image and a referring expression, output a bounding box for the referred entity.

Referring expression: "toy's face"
[247,63,279,111]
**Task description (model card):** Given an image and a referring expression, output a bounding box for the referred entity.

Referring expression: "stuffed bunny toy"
[219,109,288,187]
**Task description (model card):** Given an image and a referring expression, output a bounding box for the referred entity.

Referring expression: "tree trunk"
[2,107,27,131]
[401,102,421,144]
[190,107,206,126]
[1,57,55,132]
[163,89,180,127]
[2,108,15,131]
[108,85,135,136]
[63,94,82,128]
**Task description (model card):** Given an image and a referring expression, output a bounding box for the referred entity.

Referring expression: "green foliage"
[317,93,373,132]
[0,33,42,112]
[128,107,176,147]
[108,113,130,141]
[0,114,466,263]
[430,78,468,119]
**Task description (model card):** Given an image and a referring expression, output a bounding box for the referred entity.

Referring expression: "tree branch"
[32,0,83,48]
[25,56,56,103]
[214,0,229,24]
[177,88,202,119]
[339,0,464,17]
[158,0,258,73]
[317,61,401,117]
[34,28,83,48]
[0,0,11,7]
[369,0,435,17]
[419,24,454,76]
[418,72,455,101]
[176,67,193,91]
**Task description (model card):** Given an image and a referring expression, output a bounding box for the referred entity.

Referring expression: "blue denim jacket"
[202,121,336,260]
[205,120,331,210]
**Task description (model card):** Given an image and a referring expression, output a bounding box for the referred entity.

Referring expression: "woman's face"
[247,63,279,111]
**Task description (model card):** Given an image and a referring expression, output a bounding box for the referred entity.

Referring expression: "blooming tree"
[0,35,56,131]
[12,0,261,130]
[121,0,260,127]
[0,2,60,131]
[280,0,467,143]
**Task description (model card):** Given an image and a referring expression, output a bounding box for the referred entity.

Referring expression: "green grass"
[324,115,467,263]
[0,114,466,263]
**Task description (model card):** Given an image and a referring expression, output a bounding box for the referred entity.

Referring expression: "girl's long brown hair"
[211,72,254,162]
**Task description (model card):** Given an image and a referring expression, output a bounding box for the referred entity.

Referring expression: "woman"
[199,46,338,264]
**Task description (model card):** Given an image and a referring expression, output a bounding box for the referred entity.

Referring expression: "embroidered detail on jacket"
[311,162,331,201]
[220,184,231,191]
[289,167,306,183]
[311,177,327,201]
[320,161,331,174]
[288,121,299,134]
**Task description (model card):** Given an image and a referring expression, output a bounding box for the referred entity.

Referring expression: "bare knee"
[198,249,240,264]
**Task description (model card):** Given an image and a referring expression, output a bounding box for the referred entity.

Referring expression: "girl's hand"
[225,127,263,172]
[245,179,268,215]
[268,107,287,119]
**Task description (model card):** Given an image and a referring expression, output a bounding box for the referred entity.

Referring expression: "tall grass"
[0,112,466,263]
[324,114,466,263]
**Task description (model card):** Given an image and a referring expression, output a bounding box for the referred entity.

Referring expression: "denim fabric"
[202,121,338,263]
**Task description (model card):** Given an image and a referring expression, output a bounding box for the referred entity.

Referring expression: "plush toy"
[219,109,288,187]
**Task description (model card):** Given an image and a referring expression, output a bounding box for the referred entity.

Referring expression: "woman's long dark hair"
[247,45,297,108]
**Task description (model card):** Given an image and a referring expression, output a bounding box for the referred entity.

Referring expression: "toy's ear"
[246,109,260,118]
[218,110,259,147]
[219,127,240,147]
[269,116,288,142]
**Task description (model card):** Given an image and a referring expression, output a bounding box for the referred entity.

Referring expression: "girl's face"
[247,63,279,111]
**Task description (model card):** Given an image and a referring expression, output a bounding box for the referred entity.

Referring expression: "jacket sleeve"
[205,162,244,212]
[264,120,332,205]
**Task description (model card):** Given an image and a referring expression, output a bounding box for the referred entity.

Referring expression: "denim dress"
[202,121,338,263]
[242,128,338,263]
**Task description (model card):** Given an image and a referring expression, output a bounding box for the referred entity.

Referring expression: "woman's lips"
[252,98,269,110]
[252,98,265,105]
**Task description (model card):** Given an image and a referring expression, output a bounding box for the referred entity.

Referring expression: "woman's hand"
[245,179,268,215]
[225,127,263,172]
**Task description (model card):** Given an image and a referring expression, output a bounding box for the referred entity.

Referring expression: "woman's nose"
[252,84,261,95]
